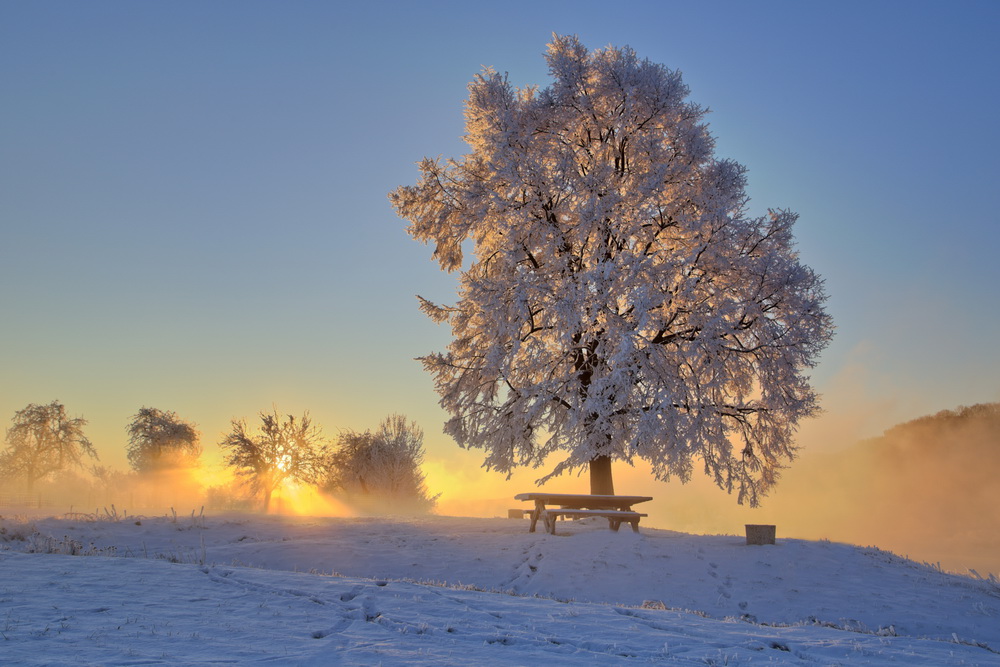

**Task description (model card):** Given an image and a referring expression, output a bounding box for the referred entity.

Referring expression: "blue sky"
[2,1,998,511]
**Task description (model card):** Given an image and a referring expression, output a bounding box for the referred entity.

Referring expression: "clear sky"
[2,1,998,521]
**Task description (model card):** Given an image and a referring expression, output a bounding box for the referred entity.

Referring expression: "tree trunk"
[589,455,615,495]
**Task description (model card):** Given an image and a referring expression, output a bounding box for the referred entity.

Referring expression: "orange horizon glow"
[268,481,355,517]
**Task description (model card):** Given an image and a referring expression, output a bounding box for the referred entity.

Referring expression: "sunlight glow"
[192,464,234,490]
[270,481,354,517]
[275,452,292,473]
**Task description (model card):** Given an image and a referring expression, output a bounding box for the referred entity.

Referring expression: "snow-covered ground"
[2,512,998,665]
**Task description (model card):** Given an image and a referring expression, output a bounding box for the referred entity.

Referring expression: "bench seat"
[539,508,647,535]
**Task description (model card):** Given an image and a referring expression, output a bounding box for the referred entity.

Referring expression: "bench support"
[539,509,646,535]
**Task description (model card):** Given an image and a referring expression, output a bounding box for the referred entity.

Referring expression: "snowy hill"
[2,513,998,665]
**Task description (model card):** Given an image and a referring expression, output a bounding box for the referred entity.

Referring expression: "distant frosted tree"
[390,35,832,504]
[324,415,437,513]
[1,401,97,491]
[126,407,201,473]
[219,409,325,511]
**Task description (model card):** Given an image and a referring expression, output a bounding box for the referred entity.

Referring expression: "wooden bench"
[540,508,647,535]
[514,493,653,535]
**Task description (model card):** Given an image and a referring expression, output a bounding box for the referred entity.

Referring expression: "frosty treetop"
[390,35,832,504]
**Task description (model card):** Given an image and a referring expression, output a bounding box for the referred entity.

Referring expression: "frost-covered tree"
[390,35,833,504]
[219,409,325,511]
[126,407,201,473]
[1,401,97,491]
[323,415,437,513]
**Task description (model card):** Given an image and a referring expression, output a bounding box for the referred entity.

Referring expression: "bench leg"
[544,511,558,535]
[528,509,539,533]
[609,519,621,532]
[629,520,640,533]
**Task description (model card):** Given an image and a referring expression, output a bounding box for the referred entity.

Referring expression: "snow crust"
[2,513,998,665]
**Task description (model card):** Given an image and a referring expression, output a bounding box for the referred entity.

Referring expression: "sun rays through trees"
[219,409,326,512]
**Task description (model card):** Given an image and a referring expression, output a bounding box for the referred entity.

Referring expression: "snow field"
[1,513,998,665]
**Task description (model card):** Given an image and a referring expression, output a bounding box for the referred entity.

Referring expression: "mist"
[772,403,1000,575]
[0,466,230,518]
[633,403,1000,576]
[0,462,433,522]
